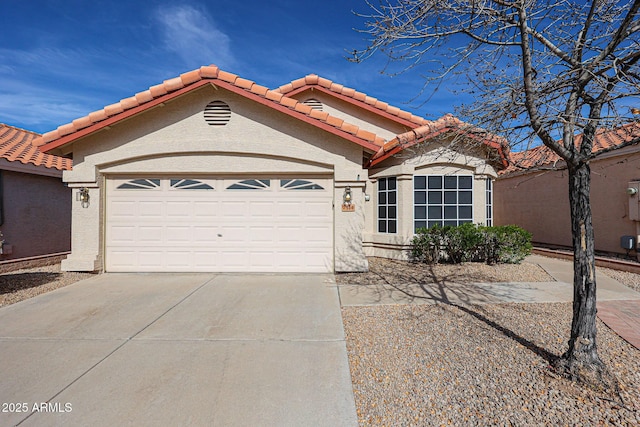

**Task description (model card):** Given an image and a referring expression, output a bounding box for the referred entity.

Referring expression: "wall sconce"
[342,186,355,212]
[343,186,352,205]
[77,187,90,208]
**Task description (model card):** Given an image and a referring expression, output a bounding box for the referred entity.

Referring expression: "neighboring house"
[495,122,640,259]
[34,66,507,273]
[0,124,72,260]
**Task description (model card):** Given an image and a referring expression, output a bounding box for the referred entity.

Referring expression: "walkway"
[530,254,640,351]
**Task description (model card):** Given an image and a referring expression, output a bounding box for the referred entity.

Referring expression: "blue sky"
[0,0,458,134]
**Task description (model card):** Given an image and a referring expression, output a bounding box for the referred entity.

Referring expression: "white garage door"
[105,177,334,272]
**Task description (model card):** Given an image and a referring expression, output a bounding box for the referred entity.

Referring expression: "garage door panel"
[110,201,137,218]
[106,177,333,272]
[138,251,164,268]
[166,226,191,243]
[305,226,333,243]
[193,227,219,242]
[250,226,275,242]
[139,202,163,217]
[109,226,136,244]
[138,226,164,243]
[248,201,275,217]
[166,201,191,217]
[221,201,247,217]
[304,201,332,217]
[193,201,219,217]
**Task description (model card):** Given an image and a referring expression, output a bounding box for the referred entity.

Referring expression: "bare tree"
[352,0,640,389]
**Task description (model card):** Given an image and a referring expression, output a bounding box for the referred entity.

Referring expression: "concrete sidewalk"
[339,254,640,350]
[0,273,357,427]
[531,255,640,351]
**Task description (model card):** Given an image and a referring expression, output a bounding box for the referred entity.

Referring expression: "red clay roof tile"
[0,124,71,171]
[33,65,387,152]
[180,69,201,85]
[369,114,508,168]
[502,121,640,174]
[275,74,430,128]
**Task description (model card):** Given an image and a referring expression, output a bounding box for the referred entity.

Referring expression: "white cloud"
[154,5,235,68]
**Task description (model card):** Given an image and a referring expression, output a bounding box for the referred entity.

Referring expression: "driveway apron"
[0,273,357,427]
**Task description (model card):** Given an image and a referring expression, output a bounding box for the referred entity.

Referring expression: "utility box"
[628,181,640,221]
[621,235,636,250]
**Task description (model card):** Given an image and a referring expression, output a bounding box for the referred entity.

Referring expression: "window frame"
[485,178,493,227]
[413,174,474,231]
[377,177,398,234]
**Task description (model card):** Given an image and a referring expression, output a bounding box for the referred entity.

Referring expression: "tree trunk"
[554,161,617,391]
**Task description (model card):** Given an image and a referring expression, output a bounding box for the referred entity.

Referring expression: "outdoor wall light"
[627,187,638,196]
[343,186,352,205]
[77,187,90,208]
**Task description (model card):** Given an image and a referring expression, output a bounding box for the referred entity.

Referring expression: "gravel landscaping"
[339,258,640,426]
[0,263,94,308]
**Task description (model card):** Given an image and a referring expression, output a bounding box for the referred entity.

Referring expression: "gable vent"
[204,101,231,126]
[303,98,323,111]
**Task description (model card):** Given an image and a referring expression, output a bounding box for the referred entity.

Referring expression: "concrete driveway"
[0,273,357,427]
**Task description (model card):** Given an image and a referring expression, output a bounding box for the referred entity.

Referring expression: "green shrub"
[444,222,484,263]
[493,225,533,264]
[410,223,532,264]
[410,225,445,264]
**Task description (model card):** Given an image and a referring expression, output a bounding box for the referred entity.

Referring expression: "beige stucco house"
[0,124,72,260]
[35,66,506,273]
[495,122,640,259]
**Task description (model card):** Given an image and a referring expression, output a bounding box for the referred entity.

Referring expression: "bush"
[493,225,533,264]
[410,223,532,264]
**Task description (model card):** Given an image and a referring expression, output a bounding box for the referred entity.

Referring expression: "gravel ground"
[340,258,640,426]
[0,263,94,308]
[343,303,639,426]
[337,257,555,286]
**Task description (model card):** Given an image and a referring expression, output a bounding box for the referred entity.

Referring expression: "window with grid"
[414,175,473,231]
[378,177,397,233]
[486,178,493,226]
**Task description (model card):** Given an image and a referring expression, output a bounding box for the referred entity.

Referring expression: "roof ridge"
[34,65,386,151]
[274,74,430,128]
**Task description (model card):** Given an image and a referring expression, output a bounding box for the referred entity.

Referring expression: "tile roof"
[0,124,71,171]
[274,74,430,128]
[34,66,386,153]
[368,114,509,168]
[502,121,640,174]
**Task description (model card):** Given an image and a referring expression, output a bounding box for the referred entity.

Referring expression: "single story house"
[35,65,507,273]
[495,122,640,259]
[0,124,72,260]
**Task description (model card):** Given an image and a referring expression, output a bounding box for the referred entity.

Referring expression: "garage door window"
[280,179,324,190]
[170,179,213,190]
[226,179,271,190]
[116,179,161,190]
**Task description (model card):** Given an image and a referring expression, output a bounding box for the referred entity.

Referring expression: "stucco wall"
[1,170,71,259]
[61,84,369,272]
[495,148,640,256]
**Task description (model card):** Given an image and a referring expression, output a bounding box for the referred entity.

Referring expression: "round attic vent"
[303,98,323,111]
[204,101,231,126]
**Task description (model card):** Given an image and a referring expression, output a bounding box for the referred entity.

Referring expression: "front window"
[378,177,397,233]
[414,175,473,231]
